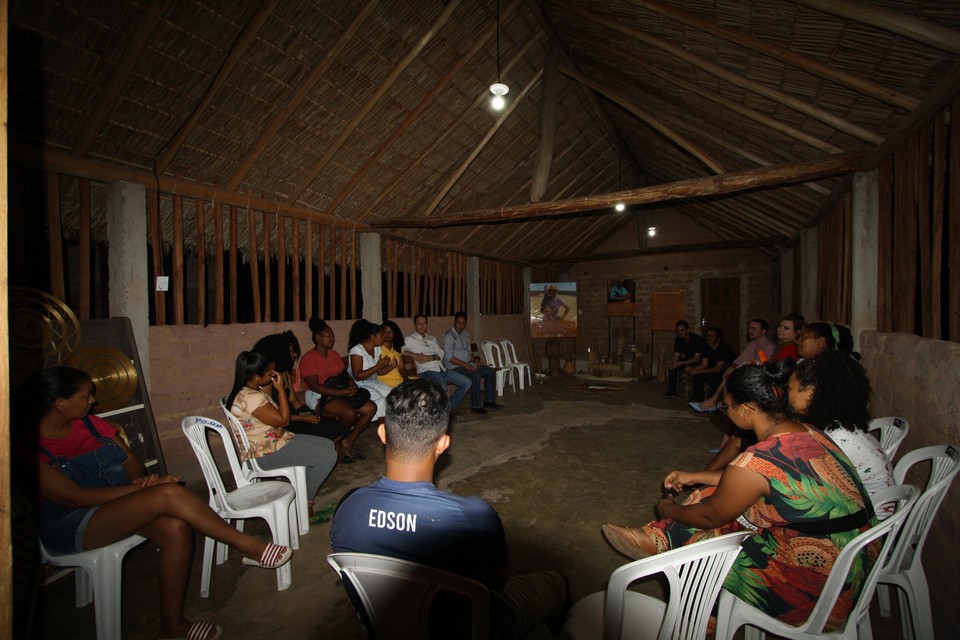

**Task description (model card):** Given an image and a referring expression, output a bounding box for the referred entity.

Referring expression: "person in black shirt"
[685,327,736,403]
[664,320,705,397]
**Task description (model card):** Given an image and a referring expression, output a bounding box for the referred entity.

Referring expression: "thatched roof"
[10,0,960,269]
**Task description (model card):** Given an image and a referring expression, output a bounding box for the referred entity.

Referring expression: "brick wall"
[860,331,960,638]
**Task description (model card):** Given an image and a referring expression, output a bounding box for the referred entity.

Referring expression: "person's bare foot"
[601,524,657,560]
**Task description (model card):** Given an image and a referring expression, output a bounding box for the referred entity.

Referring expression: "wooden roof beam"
[225,0,379,191]
[373,150,865,228]
[72,0,172,157]
[631,0,919,112]
[288,0,463,204]
[420,69,544,217]
[155,0,279,174]
[354,35,543,222]
[557,0,883,144]
[792,0,960,56]
[530,38,561,202]
[560,65,725,174]
[528,235,787,264]
[320,0,521,220]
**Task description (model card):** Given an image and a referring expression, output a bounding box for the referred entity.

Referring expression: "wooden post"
[291,218,300,321]
[195,198,207,325]
[78,178,91,319]
[45,172,65,300]
[228,205,238,323]
[172,194,185,324]
[305,220,313,320]
[248,207,261,322]
[214,202,224,324]
[149,191,165,325]
[263,212,271,322]
[278,215,287,321]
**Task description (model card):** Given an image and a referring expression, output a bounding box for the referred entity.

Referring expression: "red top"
[771,342,799,363]
[37,414,118,462]
[299,348,345,388]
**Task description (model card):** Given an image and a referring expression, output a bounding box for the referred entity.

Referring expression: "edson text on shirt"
[368,509,417,532]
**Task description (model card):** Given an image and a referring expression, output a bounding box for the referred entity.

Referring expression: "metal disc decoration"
[66,345,138,412]
[9,287,82,365]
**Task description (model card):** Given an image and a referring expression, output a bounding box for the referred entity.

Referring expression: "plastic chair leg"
[200,535,215,598]
[92,550,125,640]
[269,504,293,591]
[74,566,93,607]
[877,583,893,617]
[294,467,309,537]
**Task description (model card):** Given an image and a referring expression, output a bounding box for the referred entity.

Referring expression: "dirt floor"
[24,374,907,638]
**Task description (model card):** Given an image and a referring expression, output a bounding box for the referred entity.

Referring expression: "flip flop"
[161,620,223,640]
[309,512,330,525]
[689,401,718,413]
[601,524,653,561]
[242,543,293,569]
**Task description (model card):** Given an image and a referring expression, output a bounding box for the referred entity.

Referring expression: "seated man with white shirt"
[443,311,502,415]
[402,314,471,411]
[330,380,568,638]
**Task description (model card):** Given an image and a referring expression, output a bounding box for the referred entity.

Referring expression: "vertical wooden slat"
[929,113,945,339]
[248,207,261,322]
[425,249,433,316]
[195,199,207,325]
[149,190,166,325]
[387,241,395,317]
[406,245,413,317]
[292,219,300,321]
[278,215,287,321]
[172,195,185,324]
[78,178,91,319]
[350,229,357,319]
[322,224,331,320]
[894,140,917,332]
[412,247,421,316]
[949,95,960,341]
[305,221,313,320]
[45,172,65,300]
[263,212,272,322]
[229,205,238,323]
[917,124,932,336]
[340,227,347,319]
[446,252,453,314]
[214,202,224,324]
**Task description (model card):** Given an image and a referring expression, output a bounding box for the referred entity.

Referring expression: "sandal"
[242,543,293,569]
[601,524,654,561]
[161,620,222,640]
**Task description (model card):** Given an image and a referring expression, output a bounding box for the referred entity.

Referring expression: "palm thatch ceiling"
[10,0,960,270]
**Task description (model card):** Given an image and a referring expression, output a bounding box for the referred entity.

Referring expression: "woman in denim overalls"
[25,367,294,640]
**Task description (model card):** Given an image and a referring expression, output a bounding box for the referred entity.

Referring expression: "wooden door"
[701,278,740,352]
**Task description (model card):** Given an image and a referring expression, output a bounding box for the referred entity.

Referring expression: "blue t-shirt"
[330,477,508,585]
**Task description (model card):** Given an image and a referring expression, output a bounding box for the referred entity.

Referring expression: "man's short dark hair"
[750,318,769,332]
[706,326,723,340]
[414,313,428,323]
[675,320,689,329]
[454,311,467,321]
[384,379,450,461]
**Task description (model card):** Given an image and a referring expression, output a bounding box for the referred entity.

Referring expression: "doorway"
[701,278,741,352]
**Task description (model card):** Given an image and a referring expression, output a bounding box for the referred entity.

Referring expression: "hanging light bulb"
[615,202,626,212]
[490,83,509,110]
[648,226,657,237]
[489,0,508,110]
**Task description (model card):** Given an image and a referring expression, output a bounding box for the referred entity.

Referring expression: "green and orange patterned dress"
[641,426,875,630]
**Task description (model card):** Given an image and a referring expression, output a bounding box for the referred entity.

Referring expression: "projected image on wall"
[531,282,577,338]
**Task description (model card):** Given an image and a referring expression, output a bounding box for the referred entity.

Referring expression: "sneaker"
[484,401,503,409]
[470,407,488,414]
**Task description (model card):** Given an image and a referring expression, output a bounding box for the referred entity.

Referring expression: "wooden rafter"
[72,0,172,157]
[374,151,864,228]
[560,65,725,174]
[352,36,543,222]
[530,38,560,202]
[420,69,544,217]
[319,0,520,220]
[287,0,463,204]
[225,0,379,191]
[792,0,960,56]
[155,0,280,174]
[630,0,919,112]
[528,235,787,264]
[557,0,884,144]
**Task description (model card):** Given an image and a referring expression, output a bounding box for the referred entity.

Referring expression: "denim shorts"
[41,504,101,554]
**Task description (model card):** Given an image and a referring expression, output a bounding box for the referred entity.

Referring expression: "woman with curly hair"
[377,320,408,388]
[602,360,875,630]
[789,350,893,510]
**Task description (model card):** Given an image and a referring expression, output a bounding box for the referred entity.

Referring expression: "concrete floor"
[28,375,907,639]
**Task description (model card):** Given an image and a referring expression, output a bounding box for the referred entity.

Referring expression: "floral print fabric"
[231,387,294,460]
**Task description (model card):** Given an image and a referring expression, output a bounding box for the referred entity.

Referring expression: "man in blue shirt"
[330,379,568,638]
[443,311,503,415]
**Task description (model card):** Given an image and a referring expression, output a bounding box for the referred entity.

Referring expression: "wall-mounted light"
[648,226,657,237]
[489,0,508,110]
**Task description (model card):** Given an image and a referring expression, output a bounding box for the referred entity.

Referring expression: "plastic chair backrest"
[181,416,251,508]
[500,339,519,366]
[327,552,490,640]
[886,444,959,573]
[480,340,503,368]
[868,416,910,460]
[606,531,751,640]
[220,398,254,463]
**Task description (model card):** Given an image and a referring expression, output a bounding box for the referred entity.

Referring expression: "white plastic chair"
[327,552,490,640]
[876,444,959,640]
[561,531,751,640]
[220,398,309,538]
[867,416,910,460]
[499,339,532,390]
[480,340,515,396]
[715,484,919,640]
[182,415,296,595]
[39,534,148,640]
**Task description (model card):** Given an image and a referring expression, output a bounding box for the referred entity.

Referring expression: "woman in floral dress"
[602,360,876,629]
